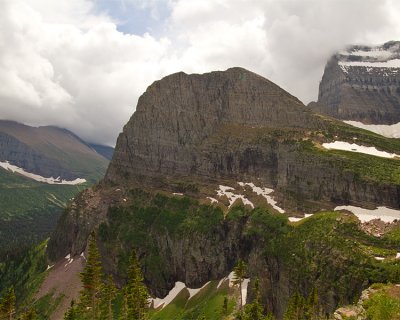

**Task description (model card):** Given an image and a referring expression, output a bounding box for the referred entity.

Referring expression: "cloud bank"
[0,0,399,145]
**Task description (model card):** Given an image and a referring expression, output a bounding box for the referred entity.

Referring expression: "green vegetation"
[0,287,16,319]
[242,279,274,320]
[0,168,89,262]
[99,191,224,284]
[150,281,236,320]
[299,138,400,185]
[0,241,47,303]
[64,235,149,320]
[232,259,246,317]
[363,284,400,320]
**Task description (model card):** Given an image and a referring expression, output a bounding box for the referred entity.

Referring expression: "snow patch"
[216,185,254,208]
[374,257,385,261]
[217,277,227,289]
[228,271,236,287]
[339,59,400,68]
[173,193,183,196]
[238,182,285,213]
[322,141,399,158]
[151,281,211,309]
[335,205,400,223]
[0,161,86,185]
[346,49,393,58]
[242,279,250,306]
[207,197,219,204]
[344,120,400,139]
[187,281,210,300]
[152,282,186,309]
[288,214,313,222]
[64,254,74,267]
[396,253,400,259]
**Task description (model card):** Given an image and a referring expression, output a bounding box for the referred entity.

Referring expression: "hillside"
[0,120,109,181]
[36,68,400,319]
[0,121,109,276]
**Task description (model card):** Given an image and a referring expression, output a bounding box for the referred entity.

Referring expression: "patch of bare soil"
[35,254,85,320]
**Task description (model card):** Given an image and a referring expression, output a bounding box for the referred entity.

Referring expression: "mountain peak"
[311,41,400,124]
[107,68,320,183]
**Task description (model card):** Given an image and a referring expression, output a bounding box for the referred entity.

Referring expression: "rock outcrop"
[106,67,324,182]
[311,41,400,124]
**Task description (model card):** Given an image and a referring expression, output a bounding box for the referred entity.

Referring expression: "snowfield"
[151,272,251,309]
[216,185,254,208]
[238,182,285,213]
[322,141,399,159]
[0,160,86,185]
[152,282,186,309]
[339,59,400,69]
[335,205,400,223]
[344,120,400,139]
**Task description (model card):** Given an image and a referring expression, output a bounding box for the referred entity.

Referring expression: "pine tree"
[124,250,149,320]
[243,278,264,320]
[242,278,275,320]
[119,288,129,320]
[283,292,306,320]
[0,287,16,320]
[222,296,229,316]
[77,232,103,319]
[64,300,77,320]
[18,308,37,320]
[233,259,246,318]
[98,275,117,320]
[304,287,319,320]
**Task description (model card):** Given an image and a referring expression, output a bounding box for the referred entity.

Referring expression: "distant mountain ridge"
[0,119,110,268]
[89,143,114,160]
[310,41,400,124]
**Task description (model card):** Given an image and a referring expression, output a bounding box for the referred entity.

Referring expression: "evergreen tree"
[304,287,319,320]
[242,278,275,320]
[64,300,77,320]
[119,288,129,320]
[283,292,306,320]
[77,232,103,319]
[99,275,117,320]
[0,287,16,320]
[18,309,37,320]
[233,259,246,318]
[222,296,229,316]
[124,251,149,320]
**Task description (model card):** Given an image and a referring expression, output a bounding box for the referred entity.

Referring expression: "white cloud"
[0,0,399,145]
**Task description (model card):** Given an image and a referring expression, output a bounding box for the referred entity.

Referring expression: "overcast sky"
[1,0,399,146]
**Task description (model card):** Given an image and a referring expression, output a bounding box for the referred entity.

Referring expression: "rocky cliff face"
[50,67,400,262]
[47,67,400,319]
[311,41,400,124]
[106,67,324,182]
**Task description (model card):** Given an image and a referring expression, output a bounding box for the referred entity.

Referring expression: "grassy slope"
[150,281,236,320]
[0,169,90,257]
